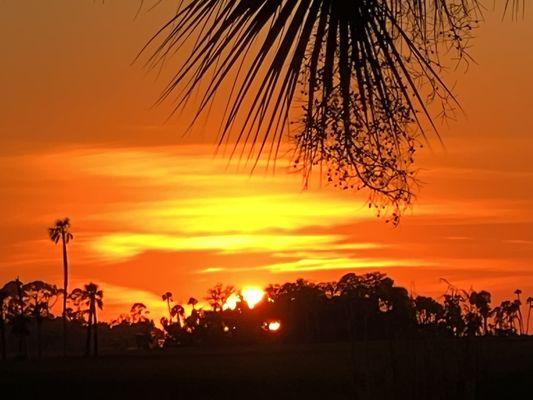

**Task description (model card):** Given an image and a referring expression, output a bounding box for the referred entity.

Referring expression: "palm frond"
[144,0,521,222]
[48,218,73,242]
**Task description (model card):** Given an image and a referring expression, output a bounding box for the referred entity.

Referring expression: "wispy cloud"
[197,256,434,274]
[90,233,346,260]
[2,144,533,319]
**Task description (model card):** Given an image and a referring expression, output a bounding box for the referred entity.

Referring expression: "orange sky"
[1,1,533,321]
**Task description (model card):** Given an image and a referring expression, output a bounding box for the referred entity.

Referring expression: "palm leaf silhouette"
[143,0,521,223]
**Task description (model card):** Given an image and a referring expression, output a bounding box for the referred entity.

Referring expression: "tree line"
[0,218,531,360]
[1,272,531,360]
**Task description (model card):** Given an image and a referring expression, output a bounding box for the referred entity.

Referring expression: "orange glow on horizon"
[268,321,281,332]
[222,287,265,310]
[223,293,240,311]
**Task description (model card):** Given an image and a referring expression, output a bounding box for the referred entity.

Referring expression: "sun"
[241,287,265,309]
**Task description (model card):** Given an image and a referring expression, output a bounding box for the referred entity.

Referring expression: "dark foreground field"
[1,339,532,399]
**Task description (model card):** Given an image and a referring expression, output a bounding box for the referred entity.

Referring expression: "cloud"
[91,233,337,259]
[2,144,533,322]
[197,256,434,274]
[90,232,386,261]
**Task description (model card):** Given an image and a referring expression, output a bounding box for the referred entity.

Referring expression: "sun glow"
[268,321,281,332]
[222,287,265,310]
[241,287,265,309]
[223,293,240,311]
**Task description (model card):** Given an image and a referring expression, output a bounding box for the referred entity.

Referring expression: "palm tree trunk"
[93,306,98,357]
[86,301,93,357]
[61,232,69,356]
[517,309,524,335]
[85,315,92,356]
[527,306,532,335]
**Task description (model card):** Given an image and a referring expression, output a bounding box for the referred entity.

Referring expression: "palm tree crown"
[82,283,104,308]
[48,218,73,244]
[143,0,520,222]
[79,283,103,356]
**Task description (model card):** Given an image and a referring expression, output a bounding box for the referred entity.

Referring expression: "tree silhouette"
[514,289,524,334]
[187,297,198,310]
[160,303,187,346]
[170,304,185,328]
[162,292,174,323]
[206,284,236,312]
[0,281,19,360]
[129,302,150,324]
[468,290,492,336]
[414,295,444,329]
[123,303,160,350]
[443,292,465,337]
[48,218,73,355]
[4,279,30,358]
[0,273,529,360]
[266,279,325,341]
[68,288,88,323]
[491,299,521,336]
[526,297,533,335]
[77,283,103,357]
[23,281,58,358]
[143,1,520,222]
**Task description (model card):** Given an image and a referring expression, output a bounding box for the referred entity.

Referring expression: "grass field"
[1,339,532,399]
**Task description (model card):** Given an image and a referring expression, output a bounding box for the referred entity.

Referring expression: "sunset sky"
[1,1,533,320]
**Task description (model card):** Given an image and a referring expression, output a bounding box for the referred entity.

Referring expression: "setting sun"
[241,287,265,309]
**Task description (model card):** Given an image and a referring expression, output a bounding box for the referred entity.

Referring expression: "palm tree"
[79,283,103,357]
[142,0,520,221]
[186,297,200,332]
[48,218,73,355]
[162,291,174,323]
[170,304,186,327]
[526,297,533,335]
[492,300,521,335]
[469,290,492,336]
[514,289,524,334]
[188,297,198,310]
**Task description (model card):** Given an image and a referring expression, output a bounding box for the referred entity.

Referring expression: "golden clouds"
[90,233,344,261]
[2,143,533,322]
[54,146,381,267]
